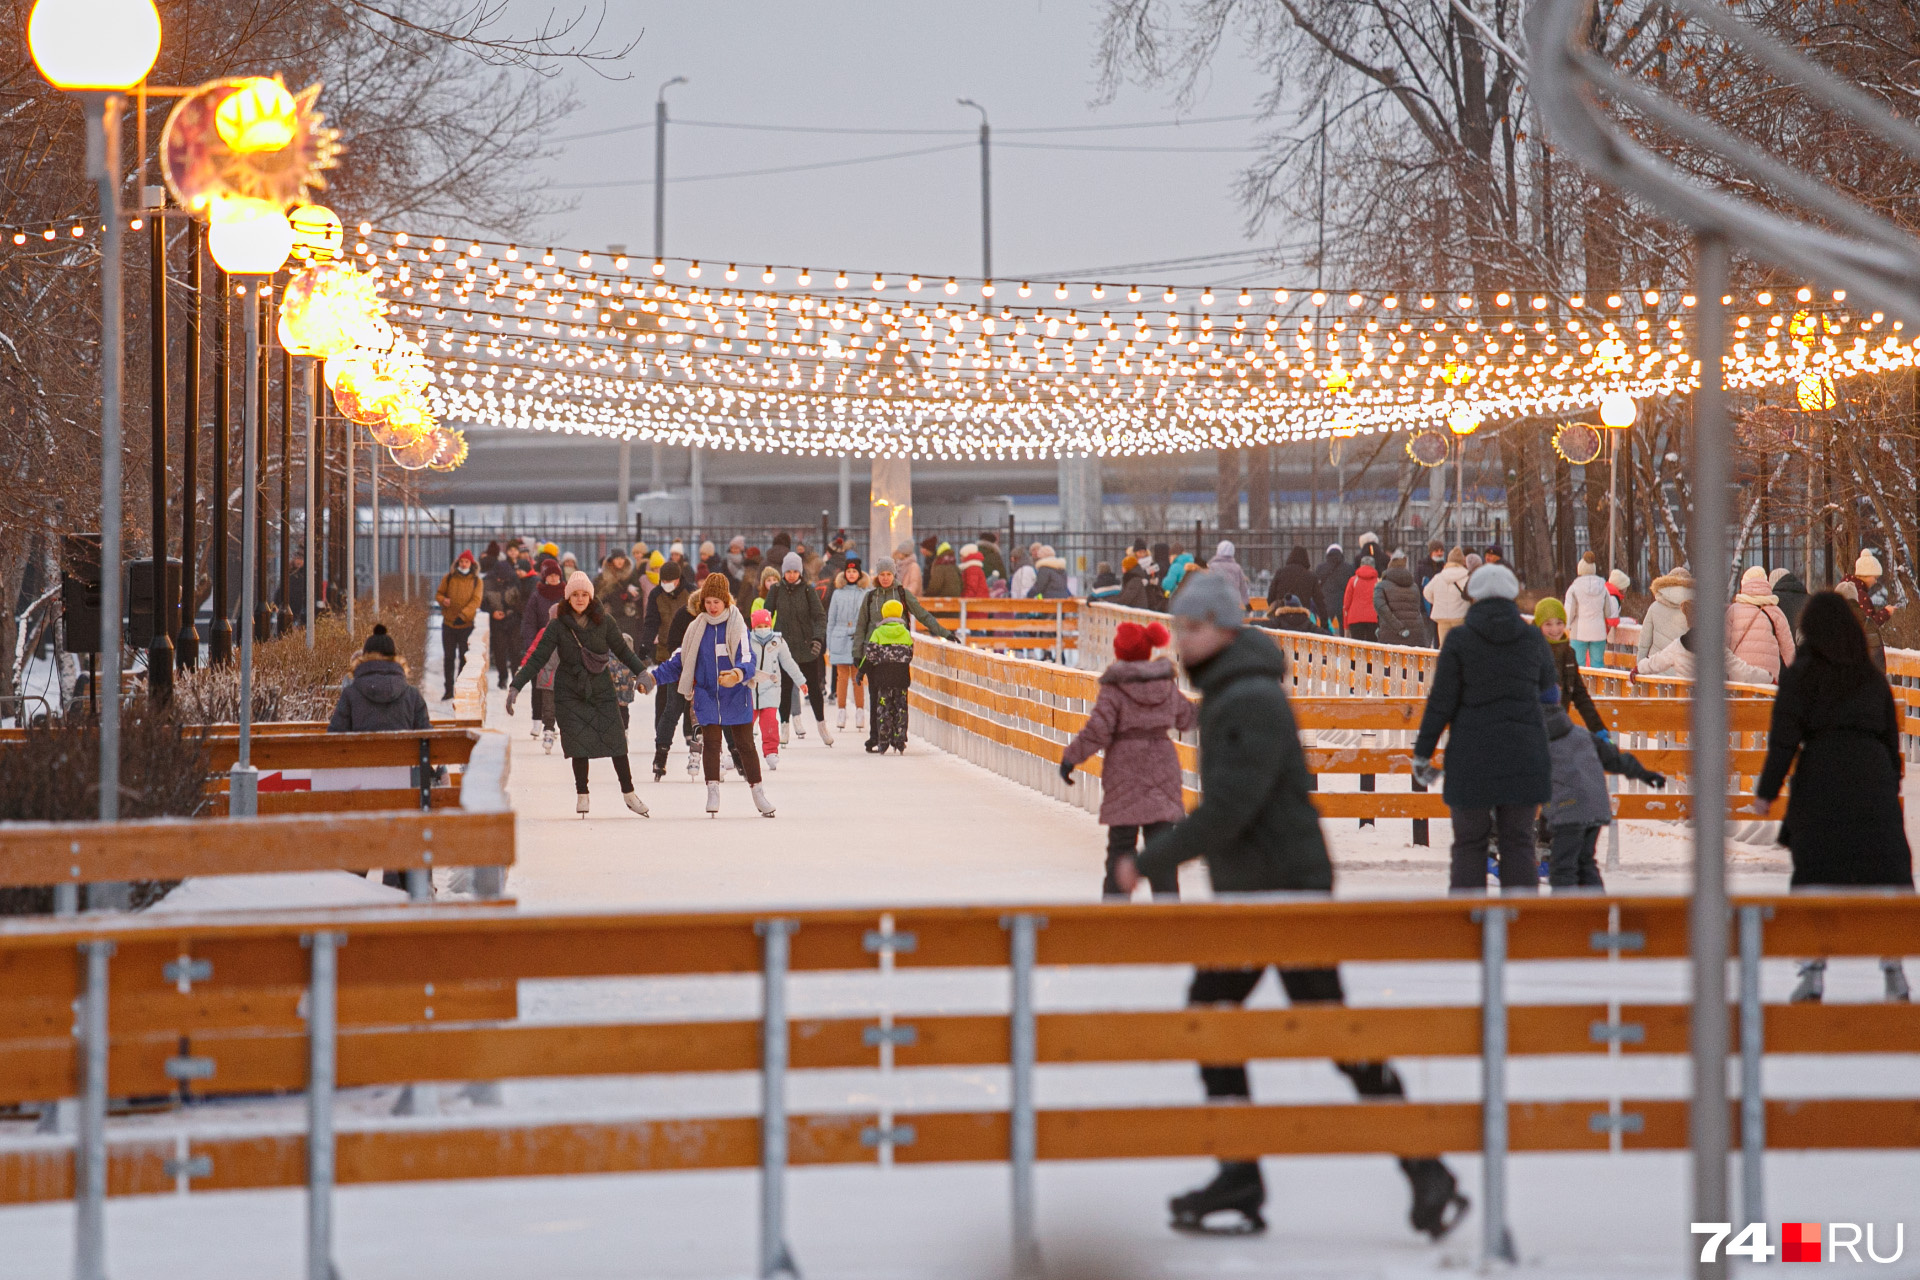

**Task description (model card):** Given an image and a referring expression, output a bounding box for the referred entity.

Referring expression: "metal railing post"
[1004,913,1044,1278]
[1477,907,1516,1266]
[757,919,799,1278]
[74,939,114,1280]
[305,931,342,1280]
[1738,906,1766,1232]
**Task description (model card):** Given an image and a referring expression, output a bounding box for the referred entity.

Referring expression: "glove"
[1059,757,1076,784]
[504,686,519,716]
[808,640,824,660]
[1643,771,1668,790]
[1411,756,1441,788]
[1594,729,1612,744]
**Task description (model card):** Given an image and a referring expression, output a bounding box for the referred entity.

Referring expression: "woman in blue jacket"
[650,573,776,819]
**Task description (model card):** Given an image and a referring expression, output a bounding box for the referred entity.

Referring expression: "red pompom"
[1114,620,1164,662]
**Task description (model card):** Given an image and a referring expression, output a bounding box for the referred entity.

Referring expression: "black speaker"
[60,533,101,655]
[127,558,181,647]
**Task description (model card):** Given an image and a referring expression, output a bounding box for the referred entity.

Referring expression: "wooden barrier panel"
[912,597,1079,654]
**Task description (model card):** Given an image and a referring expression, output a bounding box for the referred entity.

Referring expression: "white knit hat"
[1608,569,1630,591]
[1856,551,1884,577]
[1466,563,1520,601]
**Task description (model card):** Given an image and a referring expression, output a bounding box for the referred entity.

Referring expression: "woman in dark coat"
[508,571,652,818]
[1751,591,1913,1002]
[328,625,430,733]
[1269,547,1320,622]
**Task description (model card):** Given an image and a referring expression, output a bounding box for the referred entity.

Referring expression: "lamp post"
[654,74,688,524]
[147,204,173,702]
[177,218,201,669]
[206,202,295,816]
[1599,391,1638,574]
[957,98,991,278]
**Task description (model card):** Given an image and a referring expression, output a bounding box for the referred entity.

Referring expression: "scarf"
[677,606,748,698]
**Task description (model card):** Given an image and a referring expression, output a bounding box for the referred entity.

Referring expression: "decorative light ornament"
[1406,429,1450,466]
[1598,391,1638,428]
[427,427,467,471]
[214,77,298,154]
[1447,409,1480,436]
[288,203,344,261]
[1795,371,1836,412]
[277,261,378,357]
[26,0,161,89]
[1554,422,1604,465]
[388,430,439,470]
[205,197,293,275]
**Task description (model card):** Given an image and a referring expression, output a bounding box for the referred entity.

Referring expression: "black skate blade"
[1170,1210,1266,1237]
[1421,1192,1470,1242]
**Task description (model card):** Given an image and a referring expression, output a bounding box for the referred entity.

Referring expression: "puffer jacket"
[1060,657,1199,827]
[1563,572,1613,643]
[1544,704,1661,828]
[328,656,431,733]
[1412,597,1558,809]
[1372,566,1424,646]
[1637,634,1775,686]
[748,628,808,711]
[436,568,484,629]
[1636,571,1693,659]
[1208,549,1251,606]
[1423,563,1470,621]
[1725,595,1796,680]
[925,551,963,598]
[1342,564,1380,626]
[1029,556,1072,599]
[825,582,868,666]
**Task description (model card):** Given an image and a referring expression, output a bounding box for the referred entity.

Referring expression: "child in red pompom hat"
[1060,618,1195,898]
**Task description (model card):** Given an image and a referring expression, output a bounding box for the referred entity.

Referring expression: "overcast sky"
[519,2,1294,286]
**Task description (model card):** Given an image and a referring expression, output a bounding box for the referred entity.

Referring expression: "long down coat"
[1061,658,1199,827]
[510,610,647,758]
[1755,662,1914,888]
[1413,597,1558,809]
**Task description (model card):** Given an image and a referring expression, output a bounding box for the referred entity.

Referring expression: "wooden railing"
[909,597,1079,657]
[203,728,487,815]
[3,894,1913,1272]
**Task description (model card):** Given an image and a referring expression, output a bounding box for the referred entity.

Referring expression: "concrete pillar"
[870,456,913,567]
[837,456,852,532]
[689,447,705,530]
[1057,454,1103,532]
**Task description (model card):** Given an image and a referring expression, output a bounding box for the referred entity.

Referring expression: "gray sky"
[522,2,1291,285]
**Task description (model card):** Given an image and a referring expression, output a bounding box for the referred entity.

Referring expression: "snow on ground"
[6,642,1918,1277]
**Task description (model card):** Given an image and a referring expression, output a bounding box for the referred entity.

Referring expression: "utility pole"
[657,75,689,534]
[958,99,991,278]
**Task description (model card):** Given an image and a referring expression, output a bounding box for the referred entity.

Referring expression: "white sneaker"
[575,794,590,818]
[623,791,649,818]
[856,708,867,730]
[780,721,790,745]
[766,753,780,771]
[542,728,555,754]
[836,708,848,729]
[705,781,721,816]
[751,784,776,817]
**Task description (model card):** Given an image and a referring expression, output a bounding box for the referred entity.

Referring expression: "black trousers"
[1189,966,1408,1100]
[1105,823,1178,899]
[1548,822,1606,888]
[572,754,634,794]
[654,687,694,750]
[780,653,827,723]
[531,686,555,731]
[441,624,472,695]
[1449,803,1540,892]
[489,620,518,684]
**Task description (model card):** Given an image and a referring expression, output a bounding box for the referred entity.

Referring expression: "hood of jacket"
[1351,564,1379,586]
[1650,572,1694,606]
[1463,596,1530,644]
[1187,625,1286,696]
[1100,657,1176,687]
[868,618,914,646]
[1543,703,1574,740]
[1568,574,1609,602]
[1037,556,1067,571]
[348,656,412,704]
[1436,563,1468,586]
[1383,565,1414,588]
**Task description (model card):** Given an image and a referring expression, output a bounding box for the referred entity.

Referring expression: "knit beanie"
[1168,571,1244,629]
[1113,620,1169,662]
[1609,569,1630,591]
[881,599,903,619]
[1767,567,1789,587]
[1740,566,1772,594]
[1855,551,1883,577]
[1446,547,1467,566]
[750,608,773,629]
[362,623,396,657]
[1467,563,1521,600]
[1577,554,1597,575]
[566,571,593,596]
[1533,597,1567,625]
[782,552,803,574]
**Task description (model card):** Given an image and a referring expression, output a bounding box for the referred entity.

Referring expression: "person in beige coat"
[1638,601,1775,685]
[1725,565,1796,680]
[891,542,923,595]
[1422,547,1471,643]
[1635,567,1693,660]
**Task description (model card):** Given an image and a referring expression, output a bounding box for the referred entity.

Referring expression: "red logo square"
[1782,1223,1823,1263]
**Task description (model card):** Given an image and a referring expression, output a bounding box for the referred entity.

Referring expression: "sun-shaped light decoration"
[161,76,341,217]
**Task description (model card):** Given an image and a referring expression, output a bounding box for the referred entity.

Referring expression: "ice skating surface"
[5,633,1916,1278]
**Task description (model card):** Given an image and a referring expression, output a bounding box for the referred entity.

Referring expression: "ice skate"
[623,791,650,818]
[686,753,701,780]
[1169,1162,1266,1235]
[794,720,806,739]
[766,752,780,772]
[865,741,882,754]
[817,716,834,746]
[1884,959,1912,1002]
[652,748,669,782]
[893,743,906,754]
[856,708,866,730]
[1791,959,1826,1004]
[836,707,847,729]
[542,728,555,755]
[1401,1158,1470,1241]
[575,795,590,818]
[705,782,721,816]
[751,784,776,817]
[779,721,790,745]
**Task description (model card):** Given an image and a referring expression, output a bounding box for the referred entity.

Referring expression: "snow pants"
[870,686,909,749]
[1104,823,1178,899]
[1449,803,1540,892]
[1548,822,1606,889]
[1572,638,1607,669]
[755,707,780,758]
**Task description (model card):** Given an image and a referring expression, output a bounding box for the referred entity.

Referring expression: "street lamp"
[956,98,991,279]
[206,199,294,817]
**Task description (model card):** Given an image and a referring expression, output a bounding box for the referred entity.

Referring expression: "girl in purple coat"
[1060,620,1199,898]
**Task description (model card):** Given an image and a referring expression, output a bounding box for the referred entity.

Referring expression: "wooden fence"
[2,894,1914,1275]
[910,597,1079,658]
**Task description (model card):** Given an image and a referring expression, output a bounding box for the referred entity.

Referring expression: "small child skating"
[1543,686,1665,887]
[860,599,915,753]
[1059,620,1197,899]
[748,607,809,772]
